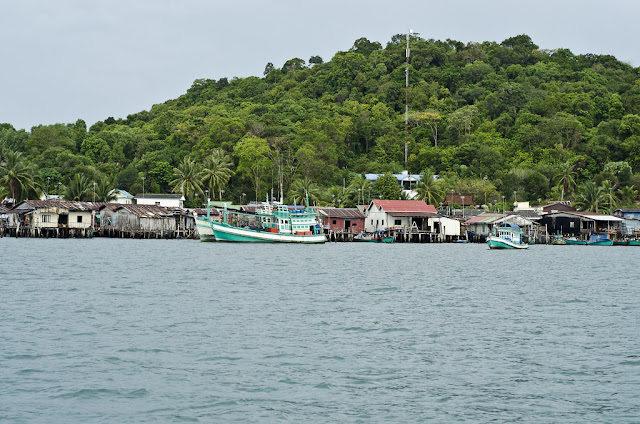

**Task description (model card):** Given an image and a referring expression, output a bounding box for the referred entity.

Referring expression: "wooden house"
[541,201,575,214]
[464,213,505,238]
[539,211,622,237]
[316,207,366,233]
[11,200,97,237]
[613,209,640,235]
[99,204,179,238]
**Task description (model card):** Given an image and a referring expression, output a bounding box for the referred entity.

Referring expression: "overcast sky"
[1,0,639,131]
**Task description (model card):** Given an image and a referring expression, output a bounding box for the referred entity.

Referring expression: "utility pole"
[405,30,411,171]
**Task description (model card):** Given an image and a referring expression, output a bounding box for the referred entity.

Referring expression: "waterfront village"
[1,171,639,244]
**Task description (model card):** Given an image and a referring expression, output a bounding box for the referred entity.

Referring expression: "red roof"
[371,199,437,213]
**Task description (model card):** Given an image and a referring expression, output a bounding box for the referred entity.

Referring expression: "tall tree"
[0,151,39,202]
[554,162,578,201]
[414,169,445,205]
[95,175,117,202]
[201,149,234,200]
[171,157,204,201]
[373,173,402,200]
[575,181,606,212]
[289,177,320,206]
[63,173,91,201]
[347,175,372,205]
[234,136,270,202]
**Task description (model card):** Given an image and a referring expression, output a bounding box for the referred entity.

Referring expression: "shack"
[11,200,97,237]
[540,211,622,238]
[317,207,365,234]
[99,204,178,238]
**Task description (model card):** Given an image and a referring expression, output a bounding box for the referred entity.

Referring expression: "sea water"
[1,238,639,423]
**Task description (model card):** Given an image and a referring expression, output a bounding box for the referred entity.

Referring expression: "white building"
[113,189,135,204]
[365,199,437,232]
[135,194,185,208]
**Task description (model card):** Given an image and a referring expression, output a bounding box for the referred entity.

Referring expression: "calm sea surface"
[1,238,639,423]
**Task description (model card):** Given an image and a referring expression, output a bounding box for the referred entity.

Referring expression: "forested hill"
[2,34,640,210]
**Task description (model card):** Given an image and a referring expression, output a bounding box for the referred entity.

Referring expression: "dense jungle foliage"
[2,34,640,211]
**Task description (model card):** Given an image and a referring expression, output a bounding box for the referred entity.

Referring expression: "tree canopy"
[2,34,640,210]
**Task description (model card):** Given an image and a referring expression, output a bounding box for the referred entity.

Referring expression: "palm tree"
[289,177,320,206]
[324,185,347,207]
[0,151,39,202]
[575,181,606,212]
[347,175,371,205]
[171,156,204,200]
[201,149,234,200]
[554,162,578,201]
[95,175,117,202]
[618,185,638,207]
[414,168,445,205]
[63,173,92,201]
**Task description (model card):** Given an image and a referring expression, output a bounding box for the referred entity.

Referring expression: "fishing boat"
[353,232,394,243]
[195,212,217,242]
[487,223,529,249]
[586,233,614,246]
[564,236,586,245]
[551,234,567,245]
[196,198,326,243]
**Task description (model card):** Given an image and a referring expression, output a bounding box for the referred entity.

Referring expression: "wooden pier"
[327,229,466,243]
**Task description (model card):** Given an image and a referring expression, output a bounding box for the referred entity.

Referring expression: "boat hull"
[354,236,394,243]
[564,239,586,245]
[587,240,614,246]
[211,222,326,243]
[487,236,529,249]
[195,216,216,242]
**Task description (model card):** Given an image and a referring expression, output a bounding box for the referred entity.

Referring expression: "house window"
[77,216,83,223]
[570,222,574,228]
[42,214,51,223]
[352,222,356,226]
[395,219,401,226]
[371,219,374,225]
[332,219,337,224]
[382,220,384,225]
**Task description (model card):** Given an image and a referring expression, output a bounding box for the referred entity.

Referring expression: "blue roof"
[116,189,133,197]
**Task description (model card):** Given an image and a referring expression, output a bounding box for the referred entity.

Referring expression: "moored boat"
[353,232,394,243]
[564,236,586,245]
[487,223,529,249]
[195,214,216,241]
[587,233,614,246]
[551,234,567,245]
[198,199,326,244]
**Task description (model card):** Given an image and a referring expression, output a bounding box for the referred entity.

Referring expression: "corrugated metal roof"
[463,213,504,224]
[387,211,440,217]
[135,194,184,199]
[567,211,623,222]
[114,204,176,218]
[16,200,100,211]
[316,207,365,218]
[371,200,437,213]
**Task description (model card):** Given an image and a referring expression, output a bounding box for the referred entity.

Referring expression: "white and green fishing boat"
[196,197,326,244]
[195,210,217,242]
[487,223,529,249]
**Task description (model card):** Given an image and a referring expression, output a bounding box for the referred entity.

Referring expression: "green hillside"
[2,34,640,211]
